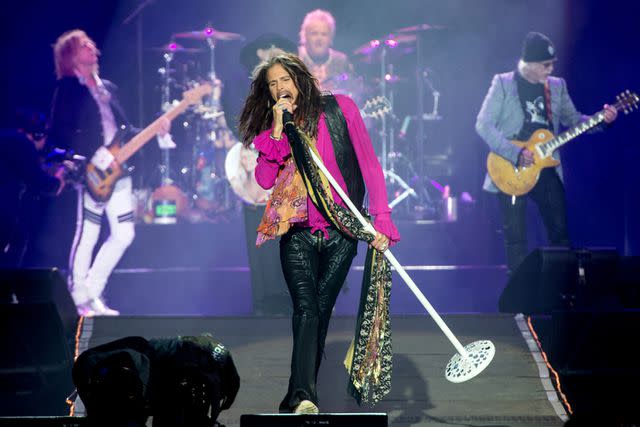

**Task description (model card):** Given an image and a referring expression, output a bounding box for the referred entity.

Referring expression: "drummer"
[297,9,354,92]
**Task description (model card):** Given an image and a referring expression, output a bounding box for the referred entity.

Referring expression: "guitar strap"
[543,80,553,127]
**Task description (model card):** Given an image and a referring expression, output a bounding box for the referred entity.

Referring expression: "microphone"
[282,109,298,145]
[279,93,294,126]
[282,109,294,126]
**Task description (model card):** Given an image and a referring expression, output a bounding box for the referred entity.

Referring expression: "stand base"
[384,169,417,208]
[445,340,496,383]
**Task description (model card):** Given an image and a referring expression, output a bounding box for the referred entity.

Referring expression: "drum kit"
[142,23,447,224]
[144,26,255,224]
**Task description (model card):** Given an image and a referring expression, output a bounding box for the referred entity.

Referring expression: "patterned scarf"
[278,122,394,405]
[256,158,307,246]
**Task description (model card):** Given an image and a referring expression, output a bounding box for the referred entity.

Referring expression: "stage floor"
[74,314,566,427]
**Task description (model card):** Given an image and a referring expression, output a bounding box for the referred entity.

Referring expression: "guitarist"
[48,29,172,316]
[475,32,618,276]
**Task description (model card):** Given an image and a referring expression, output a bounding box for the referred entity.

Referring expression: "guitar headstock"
[614,90,639,114]
[360,96,392,120]
[183,83,213,105]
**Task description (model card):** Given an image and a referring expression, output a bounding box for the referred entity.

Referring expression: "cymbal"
[371,74,408,84]
[173,27,245,41]
[151,43,203,54]
[353,34,416,57]
[395,23,446,33]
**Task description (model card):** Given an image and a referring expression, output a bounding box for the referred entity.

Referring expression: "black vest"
[321,95,366,210]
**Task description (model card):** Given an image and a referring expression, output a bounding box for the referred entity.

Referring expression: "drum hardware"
[371,73,407,84]
[157,48,178,188]
[358,24,447,220]
[357,34,418,209]
[422,67,442,121]
[150,27,245,220]
[398,24,447,217]
[384,170,416,209]
[173,27,245,42]
[151,42,204,54]
[353,33,416,64]
[150,183,188,224]
[395,23,446,33]
[173,26,244,111]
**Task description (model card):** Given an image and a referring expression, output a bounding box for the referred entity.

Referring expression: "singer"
[239,52,399,413]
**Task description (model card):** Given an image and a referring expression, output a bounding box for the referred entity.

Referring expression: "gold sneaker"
[294,400,319,414]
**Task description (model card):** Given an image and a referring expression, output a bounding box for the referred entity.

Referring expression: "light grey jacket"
[475,71,587,193]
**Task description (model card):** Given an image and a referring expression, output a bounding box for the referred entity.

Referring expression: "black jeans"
[497,168,570,275]
[278,227,357,412]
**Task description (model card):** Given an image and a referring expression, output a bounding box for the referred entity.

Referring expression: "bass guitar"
[85,83,212,202]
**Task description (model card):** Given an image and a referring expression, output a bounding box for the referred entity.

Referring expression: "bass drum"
[225,143,271,206]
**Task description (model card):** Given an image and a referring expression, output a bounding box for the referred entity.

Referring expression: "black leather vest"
[321,95,366,210]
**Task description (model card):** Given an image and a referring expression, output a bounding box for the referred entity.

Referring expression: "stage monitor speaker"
[498,247,620,314]
[240,413,388,427]
[0,268,78,344]
[616,256,640,308]
[0,268,78,416]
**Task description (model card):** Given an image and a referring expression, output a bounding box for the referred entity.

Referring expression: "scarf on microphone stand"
[257,116,393,405]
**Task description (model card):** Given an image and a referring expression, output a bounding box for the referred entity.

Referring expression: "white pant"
[68,176,135,305]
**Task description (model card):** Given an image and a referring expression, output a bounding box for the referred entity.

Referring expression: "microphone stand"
[282,118,495,384]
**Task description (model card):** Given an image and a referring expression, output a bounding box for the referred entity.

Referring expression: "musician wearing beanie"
[475,32,618,276]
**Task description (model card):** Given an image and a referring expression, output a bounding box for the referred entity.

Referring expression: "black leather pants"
[278,227,357,412]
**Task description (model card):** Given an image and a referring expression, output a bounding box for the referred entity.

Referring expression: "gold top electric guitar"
[85,83,212,202]
[487,90,638,196]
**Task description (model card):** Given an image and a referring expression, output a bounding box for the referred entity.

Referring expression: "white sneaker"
[88,298,120,316]
[294,400,319,414]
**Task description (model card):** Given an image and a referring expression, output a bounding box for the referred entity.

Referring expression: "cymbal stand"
[193,35,232,212]
[412,32,443,216]
[378,41,417,209]
[158,51,175,186]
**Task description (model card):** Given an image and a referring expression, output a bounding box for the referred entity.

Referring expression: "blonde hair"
[299,9,336,46]
[53,29,98,79]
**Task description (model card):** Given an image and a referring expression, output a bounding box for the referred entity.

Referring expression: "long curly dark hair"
[238,52,323,147]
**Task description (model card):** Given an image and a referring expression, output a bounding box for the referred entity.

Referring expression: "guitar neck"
[115,99,190,163]
[537,90,638,157]
[539,111,606,155]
